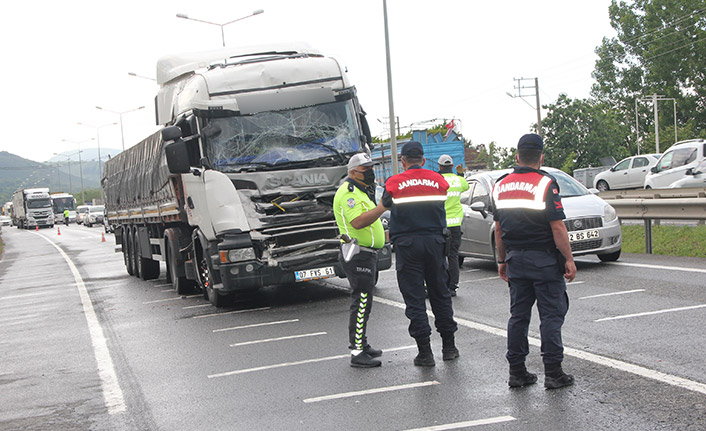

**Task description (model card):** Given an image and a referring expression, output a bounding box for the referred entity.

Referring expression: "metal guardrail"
[600,187,706,253]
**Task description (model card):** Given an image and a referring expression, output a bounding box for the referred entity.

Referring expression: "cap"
[347,152,376,171]
[517,133,544,151]
[401,141,424,157]
[438,154,453,166]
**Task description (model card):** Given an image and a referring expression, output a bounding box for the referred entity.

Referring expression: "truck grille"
[564,217,602,232]
[260,220,340,270]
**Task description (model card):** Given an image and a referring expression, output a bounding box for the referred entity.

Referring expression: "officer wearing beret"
[438,154,470,296]
[333,152,387,367]
[492,133,576,389]
[381,142,459,366]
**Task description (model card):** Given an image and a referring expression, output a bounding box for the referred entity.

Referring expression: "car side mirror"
[610,167,616,172]
[650,166,658,173]
[685,168,694,175]
[470,201,488,218]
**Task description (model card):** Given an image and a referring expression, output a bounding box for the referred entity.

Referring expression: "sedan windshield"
[550,170,589,197]
[202,100,362,172]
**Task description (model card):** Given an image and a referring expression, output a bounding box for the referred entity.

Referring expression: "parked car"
[593,154,660,191]
[644,139,706,189]
[84,205,105,227]
[458,167,622,266]
[668,158,706,188]
[0,215,10,226]
[76,205,90,224]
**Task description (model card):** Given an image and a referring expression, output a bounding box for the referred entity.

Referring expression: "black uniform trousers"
[505,249,569,366]
[446,226,463,289]
[340,249,377,350]
[395,234,457,340]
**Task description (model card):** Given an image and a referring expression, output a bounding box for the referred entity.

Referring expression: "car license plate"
[568,229,600,242]
[294,266,335,282]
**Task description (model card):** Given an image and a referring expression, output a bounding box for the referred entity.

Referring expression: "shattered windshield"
[202,100,362,172]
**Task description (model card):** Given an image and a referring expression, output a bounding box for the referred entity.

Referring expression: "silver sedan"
[458,167,622,266]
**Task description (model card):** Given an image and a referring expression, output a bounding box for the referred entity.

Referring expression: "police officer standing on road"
[381,142,459,366]
[63,209,70,226]
[492,133,577,389]
[333,152,387,368]
[438,154,470,296]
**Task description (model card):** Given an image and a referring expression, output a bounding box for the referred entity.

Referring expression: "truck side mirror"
[165,140,191,174]
[162,126,182,142]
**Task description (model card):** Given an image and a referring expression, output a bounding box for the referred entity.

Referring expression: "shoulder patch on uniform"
[347,198,356,208]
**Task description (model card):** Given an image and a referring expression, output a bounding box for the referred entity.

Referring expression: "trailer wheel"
[165,230,195,295]
[135,229,159,281]
[123,228,134,276]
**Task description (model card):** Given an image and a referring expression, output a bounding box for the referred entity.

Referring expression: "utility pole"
[383,0,398,175]
[507,77,542,137]
[635,94,677,154]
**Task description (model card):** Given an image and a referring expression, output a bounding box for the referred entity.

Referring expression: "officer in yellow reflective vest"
[438,154,470,296]
[333,152,387,368]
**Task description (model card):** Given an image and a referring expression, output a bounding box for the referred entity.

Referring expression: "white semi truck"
[103,44,391,306]
[11,188,55,229]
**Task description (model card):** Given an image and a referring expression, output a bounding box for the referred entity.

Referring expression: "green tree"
[540,94,631,171]
[591,0,706,146]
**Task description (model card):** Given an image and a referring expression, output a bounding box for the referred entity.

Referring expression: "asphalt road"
[1,224,705,431]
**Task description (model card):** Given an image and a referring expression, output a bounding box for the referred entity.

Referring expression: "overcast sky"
[1,0,615,163]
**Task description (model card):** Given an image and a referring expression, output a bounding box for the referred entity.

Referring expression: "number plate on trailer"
[294,266,336,282]
[567,229,600,242]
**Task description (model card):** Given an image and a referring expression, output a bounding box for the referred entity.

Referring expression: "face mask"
[361,169,376,186]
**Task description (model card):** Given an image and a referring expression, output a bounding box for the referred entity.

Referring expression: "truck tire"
[165,229,195,294]
[123,228,135,276]
[135,228,160,280]
[196,243,231,307]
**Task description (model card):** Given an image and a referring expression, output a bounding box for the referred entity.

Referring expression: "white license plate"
[294,266,335,282]
[568,229,600,242]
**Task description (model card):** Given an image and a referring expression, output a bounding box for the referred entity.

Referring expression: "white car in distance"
[593,154,660,191]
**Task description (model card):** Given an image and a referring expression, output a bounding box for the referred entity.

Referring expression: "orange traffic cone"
[57,227,61,235]
[101,232,106,242]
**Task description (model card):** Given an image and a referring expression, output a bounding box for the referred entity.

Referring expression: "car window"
[694,159,706,174]
[632,157,649,168]
[460,181,475,205]
[656,151,673,171]
[614,159,631,171]
[673,148,697,167]
[470,180,490,208]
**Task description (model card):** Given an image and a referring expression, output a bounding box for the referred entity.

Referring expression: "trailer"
[103,44,391,306]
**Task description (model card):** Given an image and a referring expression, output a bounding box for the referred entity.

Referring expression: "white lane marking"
[208,345,416,378]
[213,319,299,333]
[579,289,645,300]
[32,232,126,414]
[578,260,706,274]
[596,304,706,322]
[567,281,585,285]
[191,306,270,319]
[142,294,200,304]
[402,416,517,431]
[160,289,172,292]
[0,291,57,301]
[458,276,500,284]
[230,332,327,347]
[183,304,211,310]
[303,380,439,404]
[373,296,706,396]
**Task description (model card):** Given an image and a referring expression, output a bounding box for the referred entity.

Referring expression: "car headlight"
[603,204,617,222]
[220,248,256,263]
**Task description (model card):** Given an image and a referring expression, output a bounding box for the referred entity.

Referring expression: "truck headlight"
[220,248,256,263]
[603,204,617,223]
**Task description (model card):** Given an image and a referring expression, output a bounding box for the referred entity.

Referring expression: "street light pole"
[382,0,398,176]
[62,139,93,205]
[78,122,116,204]
[95,106,145,151]
[55,151,82,194]
[176,9,264,47]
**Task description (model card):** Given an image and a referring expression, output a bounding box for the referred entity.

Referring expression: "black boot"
[350,351,381,368]
[363,345,383,358]
[544,363,574,389]
[414,337,435,367]
[508,363,537,387]
[441,333,460,361]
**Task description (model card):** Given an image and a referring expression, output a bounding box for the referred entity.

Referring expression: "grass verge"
[621,224,706,258]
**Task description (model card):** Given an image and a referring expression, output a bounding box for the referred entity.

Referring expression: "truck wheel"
[165,232,195,294]
[196,246,231,307]
[123,229,134,276]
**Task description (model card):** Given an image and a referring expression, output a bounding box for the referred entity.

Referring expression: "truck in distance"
[103,43,391,306]
[12,188,54,229]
